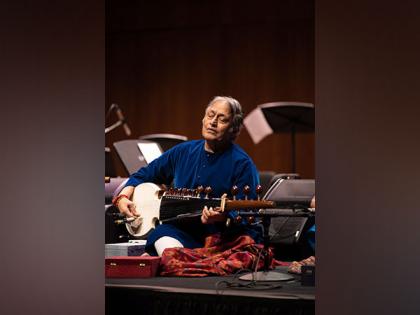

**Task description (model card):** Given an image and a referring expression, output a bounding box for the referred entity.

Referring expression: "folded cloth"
[160,233,288,277]
[287,256,315,274]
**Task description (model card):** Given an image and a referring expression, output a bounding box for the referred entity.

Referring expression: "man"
[113,96,261,256]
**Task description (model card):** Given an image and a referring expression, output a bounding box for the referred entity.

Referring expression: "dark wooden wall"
[106,0,314,178]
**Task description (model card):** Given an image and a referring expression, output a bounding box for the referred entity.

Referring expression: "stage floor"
[106,266,314,315]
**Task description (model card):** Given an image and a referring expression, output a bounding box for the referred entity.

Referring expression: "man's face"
[202,100,233,143]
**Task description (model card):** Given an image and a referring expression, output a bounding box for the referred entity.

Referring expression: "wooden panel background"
[106,0,314,178]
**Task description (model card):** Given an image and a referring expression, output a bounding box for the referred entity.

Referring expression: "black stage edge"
[106,267,314,315]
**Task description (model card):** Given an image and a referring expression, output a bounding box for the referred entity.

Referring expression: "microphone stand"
[105,120,124,135]
[105,103,117,133]
[238,209,313,282]
[105,103,128,135]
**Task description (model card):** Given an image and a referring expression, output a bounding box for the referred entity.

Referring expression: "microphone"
[113,104,132,136]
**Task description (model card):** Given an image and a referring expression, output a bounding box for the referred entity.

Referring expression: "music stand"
[139,133,188,152]
[239,179,315,282]
[244,102,314,173]
[113,139,163,175]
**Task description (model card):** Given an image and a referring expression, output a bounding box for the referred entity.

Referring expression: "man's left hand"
[201,206,226,224]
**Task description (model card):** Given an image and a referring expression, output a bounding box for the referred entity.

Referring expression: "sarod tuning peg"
[204,186,212,199]
[231,185,239,200]
[196,185,204,197]
[243,185,250,200]
[246,216,256,224]
[234,215,243,224]
[256,185,263,200]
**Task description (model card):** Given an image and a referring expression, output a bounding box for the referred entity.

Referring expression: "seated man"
[307,196,316,252]
[113,96,261,256]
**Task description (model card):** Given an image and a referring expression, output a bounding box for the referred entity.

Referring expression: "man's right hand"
[114,186,138,217]
[117,197,139,217]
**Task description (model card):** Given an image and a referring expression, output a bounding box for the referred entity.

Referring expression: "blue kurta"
[125,139,262,255]
[307,224,316,251]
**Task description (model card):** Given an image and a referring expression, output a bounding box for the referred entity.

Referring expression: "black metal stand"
[291,125,296,173]
[239,216,294,281]
[244,102,314,174]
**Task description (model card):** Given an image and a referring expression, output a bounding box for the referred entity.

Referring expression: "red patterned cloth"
[159,234,288,277]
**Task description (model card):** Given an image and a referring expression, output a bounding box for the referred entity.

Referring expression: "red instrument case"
[105,256,161,278]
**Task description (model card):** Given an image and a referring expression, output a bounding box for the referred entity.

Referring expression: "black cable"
[214,247,284,294]
[215,275,283,293]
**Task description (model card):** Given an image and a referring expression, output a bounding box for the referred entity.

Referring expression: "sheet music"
[137,142,162,164]
[243,107,273,144]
